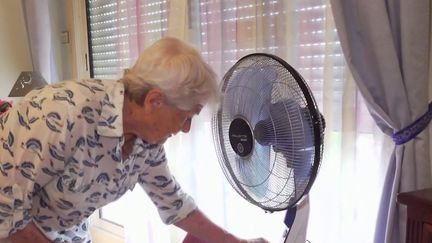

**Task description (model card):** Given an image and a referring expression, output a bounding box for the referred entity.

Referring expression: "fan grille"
[213,53,324,211]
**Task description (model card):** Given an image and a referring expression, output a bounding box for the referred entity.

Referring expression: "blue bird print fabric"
[0,79,196,242]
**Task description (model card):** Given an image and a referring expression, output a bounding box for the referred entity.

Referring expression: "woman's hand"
[183,232,270,243]
[230,236,270,243]
[178,210,270,243]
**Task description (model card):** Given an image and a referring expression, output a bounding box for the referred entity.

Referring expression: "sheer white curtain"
[93,1,387,243]
[197,1,387,242]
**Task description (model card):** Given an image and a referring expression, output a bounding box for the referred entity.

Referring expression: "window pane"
[87,0,169,80]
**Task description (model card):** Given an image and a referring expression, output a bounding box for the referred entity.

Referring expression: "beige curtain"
[330,1,431,242]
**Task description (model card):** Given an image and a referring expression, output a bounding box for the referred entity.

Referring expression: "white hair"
[122,37,219,110]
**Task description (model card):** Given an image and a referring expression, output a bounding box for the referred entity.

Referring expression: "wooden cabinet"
[398,188,432,243]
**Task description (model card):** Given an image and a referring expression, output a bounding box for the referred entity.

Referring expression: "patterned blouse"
[0,79,196,242]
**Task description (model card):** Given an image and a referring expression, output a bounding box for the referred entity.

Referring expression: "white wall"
[0,1,32,100]
[49,0,72,81]
[0,0,72,102]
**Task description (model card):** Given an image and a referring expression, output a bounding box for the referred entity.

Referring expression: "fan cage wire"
[221,81,299,208]
[212,53,324,212]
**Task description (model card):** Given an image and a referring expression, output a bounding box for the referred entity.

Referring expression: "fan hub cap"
[228,117,254,157]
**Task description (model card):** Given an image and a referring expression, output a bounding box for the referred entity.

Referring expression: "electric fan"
[212,53,325,242]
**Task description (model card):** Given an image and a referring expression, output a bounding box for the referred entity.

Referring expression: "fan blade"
[221,65,279,204]
[254,99,315,197]
[224,66,277,122]
[254,99,314,150]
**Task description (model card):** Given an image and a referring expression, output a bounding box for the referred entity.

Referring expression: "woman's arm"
[175,209,269,243]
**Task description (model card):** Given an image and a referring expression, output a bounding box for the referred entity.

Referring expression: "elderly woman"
[0,38,269,243]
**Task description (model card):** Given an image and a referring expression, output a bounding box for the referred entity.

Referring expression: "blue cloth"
[392,102,432,145]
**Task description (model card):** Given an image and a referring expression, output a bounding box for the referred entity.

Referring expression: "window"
[85,1,382,243]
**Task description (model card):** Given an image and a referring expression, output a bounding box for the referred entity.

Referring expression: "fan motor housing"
[228,117,254,157]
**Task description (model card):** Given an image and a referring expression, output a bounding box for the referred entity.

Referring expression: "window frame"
[67,0,125,241]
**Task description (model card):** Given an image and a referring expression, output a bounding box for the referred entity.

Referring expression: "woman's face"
[147,102,202,144]
[127,89,202,144]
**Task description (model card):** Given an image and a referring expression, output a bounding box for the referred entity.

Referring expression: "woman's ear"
[144,89,165,109]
